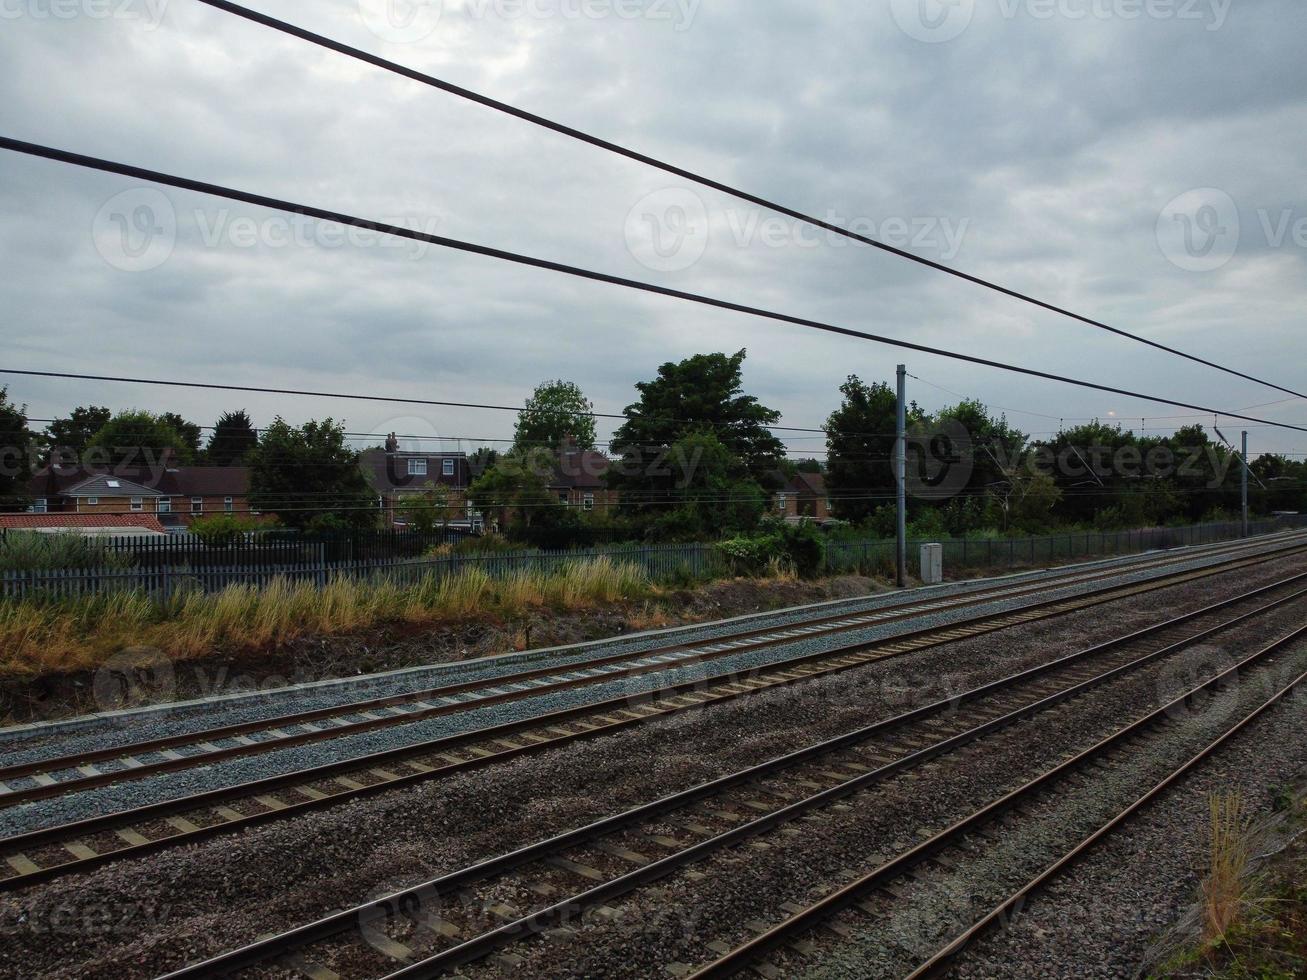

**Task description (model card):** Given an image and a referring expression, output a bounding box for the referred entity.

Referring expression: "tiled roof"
[552,450,611,489]
[63,475,164,498]
[788,471,827,496]
[0,513,167,533]
[29,466,250,498]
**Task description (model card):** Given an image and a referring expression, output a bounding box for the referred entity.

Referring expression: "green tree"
[161,413,203,459]
[468,446,500,479]
[469,450,571,531]
[825,376,911,524]
[514,380,597,452]
[206,410,259,466]
[398,481,456,533]
[86,411,195,466]
[0,388,35,509]
[607,350,784,530]
[248,418,377,531]
[44,405,111,461]
[645,430,767,540]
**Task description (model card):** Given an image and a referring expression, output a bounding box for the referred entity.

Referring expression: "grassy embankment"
[0,559,657,680]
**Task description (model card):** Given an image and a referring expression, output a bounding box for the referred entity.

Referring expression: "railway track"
[1,537,1302,895]
[3,530,1295,806]
[150,567,1307,979]
[688,630,1307,980]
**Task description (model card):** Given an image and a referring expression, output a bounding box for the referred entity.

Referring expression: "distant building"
[25,461,257,529]
[363,437,477,529]
[775,471,833,523]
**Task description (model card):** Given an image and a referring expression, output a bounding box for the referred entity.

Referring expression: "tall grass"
[0,557,653,679]
[0,531,136,572]
[1203,791,1257,948]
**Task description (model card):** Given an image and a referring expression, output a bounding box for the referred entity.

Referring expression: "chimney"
[385,432,399,454]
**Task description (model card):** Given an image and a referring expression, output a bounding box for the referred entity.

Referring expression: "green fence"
[823,517,1307,577]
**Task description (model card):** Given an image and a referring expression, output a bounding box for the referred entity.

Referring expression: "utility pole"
[1242,430,1249,537]
[896,364,907,588]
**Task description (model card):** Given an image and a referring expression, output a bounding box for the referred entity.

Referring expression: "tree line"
[1,351,1302,539]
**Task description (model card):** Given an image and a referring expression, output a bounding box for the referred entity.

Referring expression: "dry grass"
[1203,791,1258,948]
[0,558,653,680]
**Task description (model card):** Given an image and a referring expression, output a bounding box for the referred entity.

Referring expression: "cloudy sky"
[1,0,1305,460]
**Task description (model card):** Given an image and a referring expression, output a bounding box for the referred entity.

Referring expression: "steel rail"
[1,532,1280,795]
[903,680,1307,978]
[2,535,1299,812]
[0,545,1299,894]
[155,575,1307,979]
[685,628,1307,979]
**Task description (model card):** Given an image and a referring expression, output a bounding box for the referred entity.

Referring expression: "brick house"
[26,464,257,529]
[775,471,833,522]
[550,443,617,514]
[363,440,476,529]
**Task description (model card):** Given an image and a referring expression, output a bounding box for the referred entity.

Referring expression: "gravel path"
[0,548,1303,979]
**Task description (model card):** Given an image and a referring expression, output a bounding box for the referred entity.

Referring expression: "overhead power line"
[190,0,1307,403]
[5,137,1307,437]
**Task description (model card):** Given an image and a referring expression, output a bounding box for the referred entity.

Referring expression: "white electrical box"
[920,543,943,585]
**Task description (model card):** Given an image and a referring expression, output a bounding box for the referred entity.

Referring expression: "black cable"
[4,137,1306,436]
[190,0,1307,403]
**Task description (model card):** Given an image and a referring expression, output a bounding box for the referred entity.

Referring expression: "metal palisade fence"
[0,517,1303,601]
[823,517,1307,577]
[0,542,725,600]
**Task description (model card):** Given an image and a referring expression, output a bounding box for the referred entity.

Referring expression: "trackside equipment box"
[920,543,943,585]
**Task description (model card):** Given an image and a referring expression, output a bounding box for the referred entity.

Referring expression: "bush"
[716,519,826,579]
[189,515,262,547]
[0,532,135,572]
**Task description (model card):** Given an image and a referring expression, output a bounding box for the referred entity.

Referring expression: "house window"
[224,497,234,513]
[408,458,427,476]
[559,493,570,506]
[32,498,47,514]
[191,498,203,514]
[583,493,595,511]
[130,497,143,512]
[86,496,99,506]
[442,459,455,477]
[158,498,172,514]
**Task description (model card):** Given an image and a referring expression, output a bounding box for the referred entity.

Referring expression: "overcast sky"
[1,0,1305,460]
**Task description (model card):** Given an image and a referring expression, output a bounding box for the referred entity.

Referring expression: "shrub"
[189,515,262,547]
[0,531,135,572]
[716,519,826,578]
